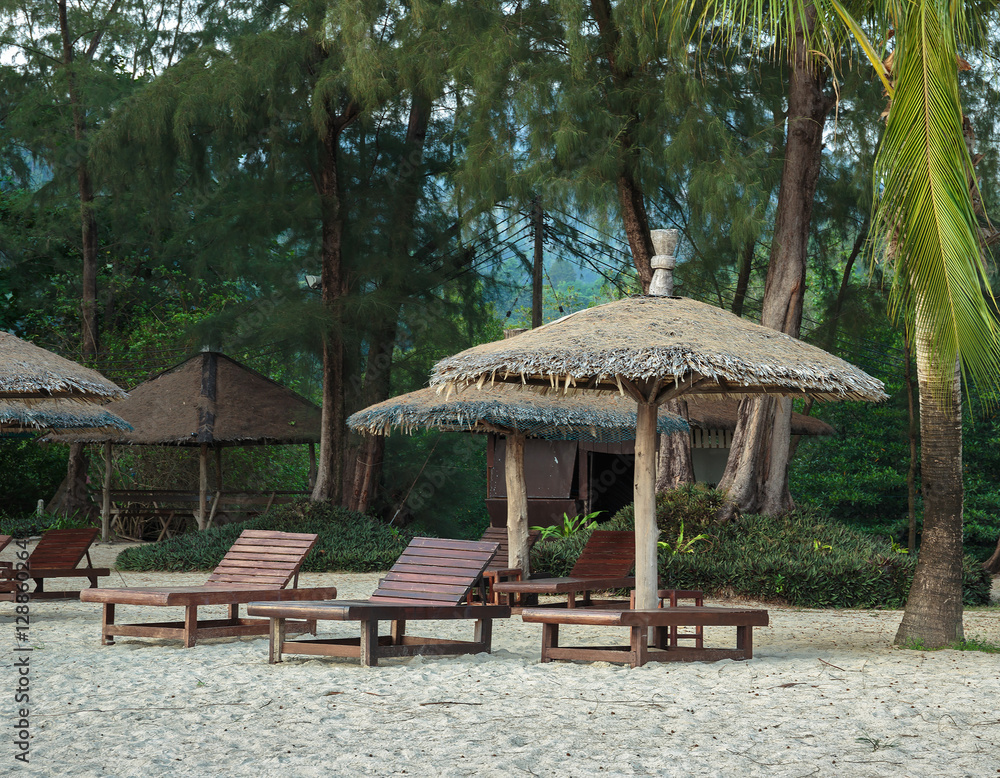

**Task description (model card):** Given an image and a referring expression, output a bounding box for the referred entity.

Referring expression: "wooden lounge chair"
[520,589,769,668]
[0,528,109,600]
[79,529,337,648]
[246,537,511,667]
[492,529,636,608]
[480,526,542,605]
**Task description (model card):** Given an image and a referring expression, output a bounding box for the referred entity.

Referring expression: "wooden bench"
[520,601,769,667]
[248,537,511,667]
[493,530,636,607]
[0,528,110,600]
[80,530,336,647]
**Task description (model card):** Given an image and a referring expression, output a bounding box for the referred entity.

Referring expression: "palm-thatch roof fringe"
[0,331,127,400]
[429,297,888,403]
[0,399,133,433]
[347,385,689,442]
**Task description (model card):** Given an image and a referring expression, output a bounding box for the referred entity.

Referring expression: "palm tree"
[664,0,1000,646]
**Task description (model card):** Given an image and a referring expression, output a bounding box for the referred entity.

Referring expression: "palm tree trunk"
[894,298,964,647]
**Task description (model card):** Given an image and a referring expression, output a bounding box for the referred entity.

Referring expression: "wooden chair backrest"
[29,528,99,570]
[370,537,499,606]
[569,530,635,578]
[480,526,542,571]
[205,529,319,589]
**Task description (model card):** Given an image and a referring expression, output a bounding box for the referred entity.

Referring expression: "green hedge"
[115,501,414,573]
[529,499,992,608]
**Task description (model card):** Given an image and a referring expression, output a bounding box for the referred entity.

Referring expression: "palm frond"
[872,0,1000,398]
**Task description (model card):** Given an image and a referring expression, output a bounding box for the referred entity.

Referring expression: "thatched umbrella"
[348,384,689,577]
[0,399,132,435]
[430,230,887,610]
[0,331,126,402]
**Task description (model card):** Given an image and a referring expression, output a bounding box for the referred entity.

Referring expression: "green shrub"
[115,501,415,573]
[611,484,728,538]
[529,502,992,608]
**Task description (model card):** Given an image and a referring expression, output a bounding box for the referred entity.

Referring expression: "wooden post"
[198,444,209,531]
[634,401,660,612]
[101,441,112,542]
[504,433,531,578]
[215,447,223,492]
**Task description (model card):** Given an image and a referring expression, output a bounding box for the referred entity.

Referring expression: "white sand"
[2,540,1000,777]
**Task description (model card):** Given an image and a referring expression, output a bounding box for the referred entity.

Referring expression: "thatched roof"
[0,331,127,401]
[430,297,887,403]
[0,399,132,434]
[347,385,690,442]
[683,396,835,436]
[43,352,320,446]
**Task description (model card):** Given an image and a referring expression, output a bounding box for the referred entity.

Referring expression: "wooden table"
[520,605,769,667]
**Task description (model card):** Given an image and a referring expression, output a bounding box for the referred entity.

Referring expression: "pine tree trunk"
[655,399,694,490]
[311,105,358,503]
[589,0,655,293]
[348,312,399,513]
[731,240,754,317]
[894,301,964,647]
[58,0,99,516]
[345,93,432,511]
[717,5,832,519]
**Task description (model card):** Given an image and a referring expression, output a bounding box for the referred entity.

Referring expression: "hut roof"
[347,385,690,442]
[430,297,887,403]
[0,399,132,434]
[0,331,127,401]
[43,352,320,446]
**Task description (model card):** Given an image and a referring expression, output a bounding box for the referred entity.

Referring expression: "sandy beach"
[2,539,1000,777]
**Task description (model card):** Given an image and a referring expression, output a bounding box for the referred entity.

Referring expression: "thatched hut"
[430,232,887,609]
[0,331,126,402]
[45,351,320,538]
[348,384,689,575]
[482,395,835,529]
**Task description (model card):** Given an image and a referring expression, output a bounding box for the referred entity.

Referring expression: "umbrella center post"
[634,400,660,613]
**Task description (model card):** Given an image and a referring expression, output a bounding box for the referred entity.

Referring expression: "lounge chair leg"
[306,618,317,636]
[630,626,648,668]
[474,618,493,652]
[567,592,576,609]
[101,603,115,646]
[737,625,753,659]
[390,620,406,644]
[269,618,285,664]
[227,603,239,623]
[33,578,43,594]
[540,623,558,663]
[360,619,379,667]
[184,605,198,648]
